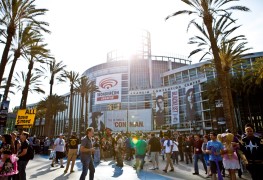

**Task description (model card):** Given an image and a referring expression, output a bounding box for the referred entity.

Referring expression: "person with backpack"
[17,131,30,180]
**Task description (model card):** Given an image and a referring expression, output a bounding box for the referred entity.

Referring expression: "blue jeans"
[79,159,95,180]
[194,154,207,173]
[18,160,29,180]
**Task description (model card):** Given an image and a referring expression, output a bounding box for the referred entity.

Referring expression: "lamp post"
[126,108,129,133]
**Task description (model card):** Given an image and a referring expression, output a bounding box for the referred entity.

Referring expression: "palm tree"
[37,94,67,136]
[165,0,250,132]
[3,23,42,101]
[13,71,45,108]
[74,76,99,134]
[40,58,67,96]
[20,39,50,109]
[62,70,79,136]
[0,0,50,86]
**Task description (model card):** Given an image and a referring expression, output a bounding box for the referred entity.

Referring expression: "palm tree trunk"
[80,94,85,134]
[49,74,54,96]
[85,94,89,130]
[0,22,15,86]
[20,60,34,109]
[204,16,236,132]
[3,51,20,101]
[68,85,74,137]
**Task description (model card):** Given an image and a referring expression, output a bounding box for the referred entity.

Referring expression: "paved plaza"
[25,154,251,180]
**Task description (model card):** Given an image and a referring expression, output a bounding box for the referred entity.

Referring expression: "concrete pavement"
[26,154,251,180]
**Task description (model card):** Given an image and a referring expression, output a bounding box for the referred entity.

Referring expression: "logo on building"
[99,78,118,89]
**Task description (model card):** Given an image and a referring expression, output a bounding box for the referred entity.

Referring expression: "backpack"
[26,145,35,160]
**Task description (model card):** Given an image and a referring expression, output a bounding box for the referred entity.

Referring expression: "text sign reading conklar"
[15,109,36,127]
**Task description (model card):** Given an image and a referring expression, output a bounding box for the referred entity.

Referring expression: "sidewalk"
[26,154,251,180]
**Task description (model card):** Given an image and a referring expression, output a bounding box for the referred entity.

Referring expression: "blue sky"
[1,0,263,110]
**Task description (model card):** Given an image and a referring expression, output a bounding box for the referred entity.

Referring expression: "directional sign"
[15,109,36,127]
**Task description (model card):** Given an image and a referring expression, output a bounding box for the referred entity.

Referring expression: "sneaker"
[163,169,167,173]
[149,167,156,170]
[51,164,54,167]
[155,167,159,170]
[169,169,174,172]
[60,165,65,168]
[64,170,67,173]
[192,172,199,175]
[70,170,75,173]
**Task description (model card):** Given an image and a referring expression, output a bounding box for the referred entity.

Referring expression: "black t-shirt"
[149,137,161,152]
[18,140,29,161]
[68,137,80,149]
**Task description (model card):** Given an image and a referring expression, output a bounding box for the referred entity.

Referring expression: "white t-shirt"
[172,141,179,152]
[163,140,173,153]
[54,138,65,152]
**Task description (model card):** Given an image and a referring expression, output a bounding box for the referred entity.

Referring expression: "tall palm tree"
[39,58,67,96]
[166,0,250,132]
[62,70,79,136]
[13,71,45,108]
[20,39,50,109]
[74,76,99,134]
[37,94,67,136]
[0,0,50,86]
[3,23,42,101]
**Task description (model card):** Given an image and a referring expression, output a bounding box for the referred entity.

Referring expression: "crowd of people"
[1,122,262,180]
[0,131,33,180]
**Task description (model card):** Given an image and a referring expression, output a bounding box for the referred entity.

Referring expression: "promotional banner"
[185,86,195,122]
[15,109,36,128]
[0,100,10,127]
[105,109,151,132]
[171,89,179,125]
[95,74,122,105]
[155,92,165,126]
[89,111,105,132]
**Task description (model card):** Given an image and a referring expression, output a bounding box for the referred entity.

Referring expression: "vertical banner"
[185,86,195,122]
[171,89,179,125]
[155,92,165,126]
[0,100,10,127]
[95,74,122,105]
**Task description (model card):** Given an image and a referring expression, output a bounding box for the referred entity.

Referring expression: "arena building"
[32,30,263,136]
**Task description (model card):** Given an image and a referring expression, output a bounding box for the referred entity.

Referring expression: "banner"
[185,86,195,122]
[155,92,165,126]
[95,74,122,104]
[105,109,151,132]
[89,111,105,132]
[0,100,10,127]
[171,89,179,125]
[15,109,36,128]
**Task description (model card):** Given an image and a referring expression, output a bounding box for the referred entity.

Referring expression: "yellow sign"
[15,109,36,127]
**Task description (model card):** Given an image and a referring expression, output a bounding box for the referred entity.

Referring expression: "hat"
[105,127,112,131]
[11,131,17,136]
[71,131,77,136]
[59,133,63,136]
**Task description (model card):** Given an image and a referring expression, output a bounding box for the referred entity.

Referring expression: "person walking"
[51,133,66,168]
[206,132,224,180]
[183,136,193,164]
[192,134,207,175]
[148,133,161,170]
[134,136,147,171]
[64,132,79,173]
[79,127,95,180]
[17,131,30,180]
[162,134,174,173]
[171,137,179,165]
[240,126,263,180]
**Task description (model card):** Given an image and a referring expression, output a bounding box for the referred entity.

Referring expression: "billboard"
[95,74,122,104]
[105,109,151,132]
[15,109,36,128]
[171,89,179,125]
